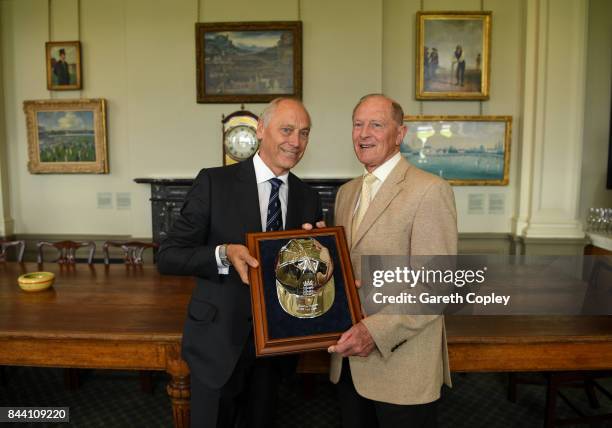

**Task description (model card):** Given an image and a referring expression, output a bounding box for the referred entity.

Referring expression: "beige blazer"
[330,156,458,405]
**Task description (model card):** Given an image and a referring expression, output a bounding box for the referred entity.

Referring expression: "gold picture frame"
[416,11,491,100]
[45,41,82,90]
[24,99,108,174]
[196,21,303,103]
[402,115,511,186]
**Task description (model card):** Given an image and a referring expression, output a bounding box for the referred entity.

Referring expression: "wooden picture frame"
[246,227,362,356]
[416,11,491,100]
[23,99,108,174]
[402,115,512,185]
[45,41,82,90]
[606,93,612,189]
[196,21,302,103]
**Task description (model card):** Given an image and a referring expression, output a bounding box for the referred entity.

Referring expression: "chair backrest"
[0,240,26,262]
[103,241,159,265]
[582,256,612,314]
[37,240,96,264]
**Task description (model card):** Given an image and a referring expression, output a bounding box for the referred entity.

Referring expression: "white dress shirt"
[215,153,289,273]
[354,151,402,211]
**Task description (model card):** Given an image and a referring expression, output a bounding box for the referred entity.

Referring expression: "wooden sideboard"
[585,232,612,255]
[135,178,349,244]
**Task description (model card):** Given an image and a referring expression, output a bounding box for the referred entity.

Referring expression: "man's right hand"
[226,244,259,285]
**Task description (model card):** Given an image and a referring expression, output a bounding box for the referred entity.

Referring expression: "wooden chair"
[103,240,159,393]
[509,258,612,427]
[102,241,159,265]
[0,240,25,262]
[37,240,95,264]
[36,240,95,389]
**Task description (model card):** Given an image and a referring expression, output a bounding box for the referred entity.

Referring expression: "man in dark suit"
[157,97,322,428]
[53,48,70,85]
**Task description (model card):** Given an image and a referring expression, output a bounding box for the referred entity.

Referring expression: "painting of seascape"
[402,116,511,185]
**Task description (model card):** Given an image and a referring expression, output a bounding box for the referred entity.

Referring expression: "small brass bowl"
[18,272,55,292]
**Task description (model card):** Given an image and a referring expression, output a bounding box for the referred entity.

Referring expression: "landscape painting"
[37,111,95,162]
[402,116,511,185]
[416,12,491,100]
[24,99,108,174]
[196,21,302,103]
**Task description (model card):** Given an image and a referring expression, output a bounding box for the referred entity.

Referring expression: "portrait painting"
[416,12,491,100]
[196,21,302,103]
[24,99,108,174]
[608,100,612,189]
[45,41,82,90]
[402,116,512,185]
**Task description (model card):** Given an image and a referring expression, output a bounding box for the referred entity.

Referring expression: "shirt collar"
[365,152,401,184]
[253,153,289,185]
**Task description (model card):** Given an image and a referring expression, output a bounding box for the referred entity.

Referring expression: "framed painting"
[45,41,82,90]
[416,11,491,100]
[402,115,512,185]
[246,227,362,356]
[23,99,108,174]
[196,21,302,103]
[608,98,612,189]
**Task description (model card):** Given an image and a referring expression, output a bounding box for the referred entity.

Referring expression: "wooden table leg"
[166,345,190,428]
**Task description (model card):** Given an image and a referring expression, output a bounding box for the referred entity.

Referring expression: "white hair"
[260,97,312,128]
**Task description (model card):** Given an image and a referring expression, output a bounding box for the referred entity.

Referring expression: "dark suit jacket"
[157,159,322,389]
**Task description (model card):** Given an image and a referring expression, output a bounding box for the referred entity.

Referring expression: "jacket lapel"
[236,159,262,233]
[285,173,302,229]
[340,179,361,248]
[351,158,410,248]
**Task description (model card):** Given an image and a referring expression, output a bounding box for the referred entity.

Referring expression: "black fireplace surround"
[135,178,349,244]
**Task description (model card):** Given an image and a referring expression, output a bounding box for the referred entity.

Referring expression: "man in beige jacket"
[328,94,458,427]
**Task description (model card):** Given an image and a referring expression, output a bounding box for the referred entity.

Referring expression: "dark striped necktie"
[266,178,283,231]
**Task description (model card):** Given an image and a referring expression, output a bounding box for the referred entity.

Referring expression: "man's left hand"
[328,322,375,357]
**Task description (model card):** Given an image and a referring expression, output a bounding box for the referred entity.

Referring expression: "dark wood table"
[0,262,194,428]
[298,317,612,378]
[446,315,612,371]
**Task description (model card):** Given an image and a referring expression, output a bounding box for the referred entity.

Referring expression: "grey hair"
[260,97,311,128]
[352,93,404,126]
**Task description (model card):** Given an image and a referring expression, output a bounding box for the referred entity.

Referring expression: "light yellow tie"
[352,173,377,237]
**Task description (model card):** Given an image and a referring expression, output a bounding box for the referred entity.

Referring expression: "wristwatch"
[219,244,231,267]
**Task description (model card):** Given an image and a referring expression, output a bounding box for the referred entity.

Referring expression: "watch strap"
[219,244,231,267]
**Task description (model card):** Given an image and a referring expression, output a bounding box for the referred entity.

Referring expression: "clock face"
[224,125,259,161]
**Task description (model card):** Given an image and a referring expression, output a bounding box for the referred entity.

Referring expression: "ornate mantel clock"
[222,109,259,165]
